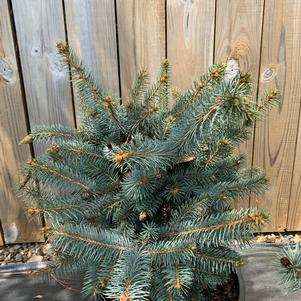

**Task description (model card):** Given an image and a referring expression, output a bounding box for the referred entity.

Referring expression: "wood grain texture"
[167,0,215,92]
[11,0,75,154]
[0,0,43,244]
[288,107,301,230]
[251,0,301,231]
[116,0,165,99]
[0,229,4,246]
[64,0,120,108]
[215,0,264,209]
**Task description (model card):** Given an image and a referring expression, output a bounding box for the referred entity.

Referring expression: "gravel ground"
[253,233,301,244]
[0,242,55,266]
[0,233,300,266]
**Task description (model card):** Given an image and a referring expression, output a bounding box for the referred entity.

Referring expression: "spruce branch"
[56,42,126,134]
[127,68,150,104]
[25,159,94,192]
[163,210,268,241]
[278,244,301,291]
[19,126,79,145]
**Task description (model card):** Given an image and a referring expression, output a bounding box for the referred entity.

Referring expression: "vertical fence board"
[0,231,4,246]
[11,0,75,154]
[116,0,165,99]
[0,0,43,244]
[251,0,301,231]
[167,0,215,92]
[64,0,120,107]
[288,112,301,230]
[215,0,264,209]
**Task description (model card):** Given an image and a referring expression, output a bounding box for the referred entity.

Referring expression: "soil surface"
[204,272,239,301]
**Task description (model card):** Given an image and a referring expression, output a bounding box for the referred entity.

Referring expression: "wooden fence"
[0,0,301,245]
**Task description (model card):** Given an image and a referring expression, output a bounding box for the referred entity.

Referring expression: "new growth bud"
[19,135,33,145]
[47,144,60,154]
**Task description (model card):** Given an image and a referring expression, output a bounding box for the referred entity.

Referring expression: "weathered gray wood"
[288,113,301,231]
[116,0,166,100]
[11,0,75,154]
[0,0,43,244]
[215,0,264,210]
[64,0,120,110]
[167,0,215,92]
[0,230,3,246]
[251,0,301,231]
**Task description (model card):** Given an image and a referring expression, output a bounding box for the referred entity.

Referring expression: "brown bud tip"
[41,226,52,234]
[138,176,148,185]
[171,187,179,195]
[202,145,209,152]
[211,67,221,74]
[223,139,230,145]
[211,106,217,111]
[88,111,98,117]
[19,134,33,145]
[199,112,205,120]
[171,87,178,95]
[160,76,167,83]
[268,91,277,99]
[161,58,169,66]
[27,208,40,216]
[149,106,158,113]
[166,115,175,123]
[178,153,197,163]
[198,81,206,89]
[142,68,149,76]
[56,42,67,52]
[26,159,36,165]
[191,244,197,251]
[139,211,147,221]
[105,95,112,101]
[215,97,222,104]
[104,103,110,109]
[114,151,129,163]
[47,144,60,154]
[280,257,292,267]
[119,294,128,301]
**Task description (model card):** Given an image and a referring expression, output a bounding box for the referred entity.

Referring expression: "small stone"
[36,248,43,256]
[291,234,301,243]
[27,255,43,263]
[265,234,276,243]
[12,244,21,250]
[41,243,52,255]
[255,235,266,243]
[15,253,22,262]
[4,254,12,262]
